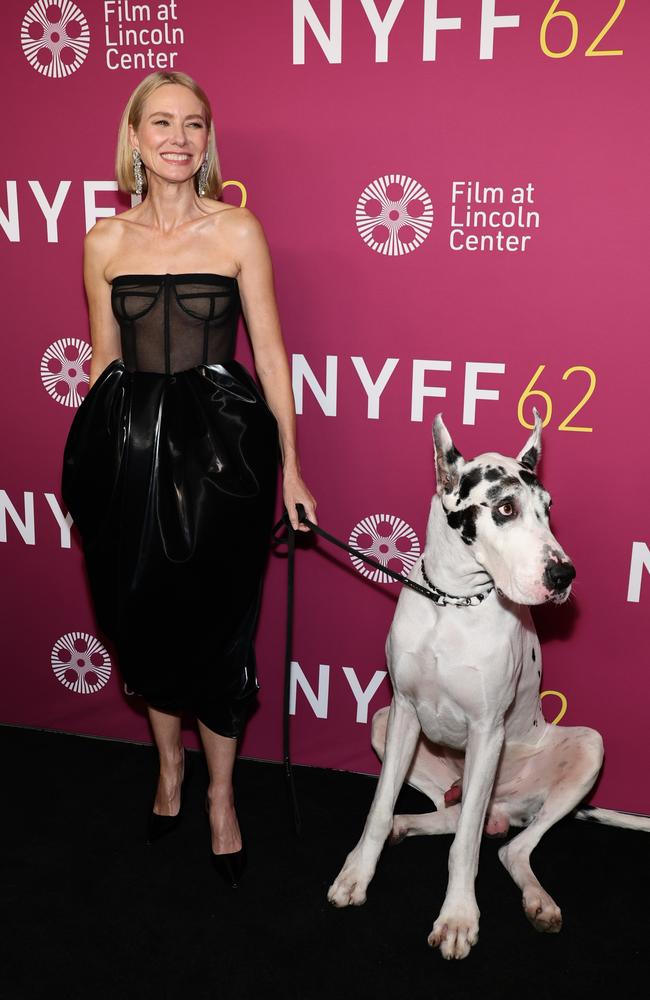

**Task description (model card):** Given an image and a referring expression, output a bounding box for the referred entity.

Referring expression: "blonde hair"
[115,71,222,199]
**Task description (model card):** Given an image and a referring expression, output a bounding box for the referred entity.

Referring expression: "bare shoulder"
[226,205,264,235]
[84,214,127,261]
[204,203,264,241]
[84,211,142,279]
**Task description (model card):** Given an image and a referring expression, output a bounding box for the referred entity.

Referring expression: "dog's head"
[432,411,575,605]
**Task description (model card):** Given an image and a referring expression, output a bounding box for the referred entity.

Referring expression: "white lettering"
[480,0,520,59]
[0,182,20,242]
[292,354,338,416]
[28,181,71,243]
[451,179,465,203]
[293,0,342,64]
[351,356,399,419]
[627,541,650,602]
[342,667,388,723]
[360,0,406,62]
[0,491,35,545]
[289,661,330,717]
[44,494,74,549]
[423,0,462,60]
[411,359,451,422]
[290,356,510,422]
[463,361,506,424]
[84,181,119,232]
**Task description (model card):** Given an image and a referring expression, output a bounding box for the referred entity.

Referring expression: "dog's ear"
[433,414,464,494]
[517,407,543,472]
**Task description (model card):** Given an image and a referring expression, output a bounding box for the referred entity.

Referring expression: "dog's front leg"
[429,726,505,959]
[328,697,420,907]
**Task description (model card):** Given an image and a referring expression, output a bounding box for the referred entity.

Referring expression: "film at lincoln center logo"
[21,1,90,78]
[356,175,434,256]
[51,632,111,695]
[41,338,92,407]
[349,514,421,584]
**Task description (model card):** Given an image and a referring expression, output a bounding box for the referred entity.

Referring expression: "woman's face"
[130,83,208,190]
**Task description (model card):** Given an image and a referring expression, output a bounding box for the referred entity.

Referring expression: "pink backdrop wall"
[2,0,648,812]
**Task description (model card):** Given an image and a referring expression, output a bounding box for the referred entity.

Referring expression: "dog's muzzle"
[543,561,576,595]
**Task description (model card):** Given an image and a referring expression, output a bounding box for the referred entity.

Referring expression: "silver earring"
[198,157,209,197]
[132,149,144,196]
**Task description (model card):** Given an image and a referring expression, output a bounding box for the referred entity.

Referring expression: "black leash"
[271,502,441,837]
[281,511,302,836]
[271,506,302,836]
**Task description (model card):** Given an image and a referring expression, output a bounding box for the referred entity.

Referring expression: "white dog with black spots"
[328,411,645,960]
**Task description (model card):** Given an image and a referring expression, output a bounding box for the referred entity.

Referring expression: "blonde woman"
[62,71,316,887]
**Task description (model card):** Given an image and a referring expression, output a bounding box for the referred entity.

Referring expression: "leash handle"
[295,502,308,525]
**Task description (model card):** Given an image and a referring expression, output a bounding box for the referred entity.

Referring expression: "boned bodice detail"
[111,273,240,374]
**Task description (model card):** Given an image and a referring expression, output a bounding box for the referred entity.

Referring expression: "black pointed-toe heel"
[211,847,246,889]
[205,796,246,887]
[146,750,192,846]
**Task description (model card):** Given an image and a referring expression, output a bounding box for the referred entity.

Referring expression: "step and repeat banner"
[2,1,647,812]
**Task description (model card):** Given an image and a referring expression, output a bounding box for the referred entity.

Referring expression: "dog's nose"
[544,561,576,592]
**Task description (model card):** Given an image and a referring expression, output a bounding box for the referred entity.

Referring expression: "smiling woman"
[114,70,221,200]
[62,70,317,887]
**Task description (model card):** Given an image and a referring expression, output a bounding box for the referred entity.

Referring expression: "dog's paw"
[522,887,562,933]
[427,905,480,960]
[327,874,368,907]
[327,861,370,908]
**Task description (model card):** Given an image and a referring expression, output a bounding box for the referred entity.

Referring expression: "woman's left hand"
[283,467,317,532]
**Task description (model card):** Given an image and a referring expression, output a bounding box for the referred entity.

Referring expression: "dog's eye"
[498,502,515,517]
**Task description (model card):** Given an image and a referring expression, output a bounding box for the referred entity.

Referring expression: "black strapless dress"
[62,274,279,736]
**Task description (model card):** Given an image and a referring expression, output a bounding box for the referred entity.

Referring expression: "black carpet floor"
[1,726,648,1000]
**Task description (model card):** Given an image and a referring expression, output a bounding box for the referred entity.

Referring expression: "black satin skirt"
[62,359,279,736]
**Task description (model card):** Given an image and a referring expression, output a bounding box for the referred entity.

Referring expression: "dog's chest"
[393,613,527,750]
[415,692,473,749]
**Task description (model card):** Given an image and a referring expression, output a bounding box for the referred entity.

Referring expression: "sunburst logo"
[356,175,433,256]
[41,338,91,407]
[348,514,421,583]
[21,1,90,78]
[51,632,111,695]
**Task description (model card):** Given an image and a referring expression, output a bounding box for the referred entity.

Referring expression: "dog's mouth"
[495,583,571,606]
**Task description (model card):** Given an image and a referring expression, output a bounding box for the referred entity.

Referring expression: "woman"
[62,71,316,885]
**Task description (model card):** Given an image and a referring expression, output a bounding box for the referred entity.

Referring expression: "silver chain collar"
[420,560,494,607]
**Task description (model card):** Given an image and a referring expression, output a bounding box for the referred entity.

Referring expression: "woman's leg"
[147,706,185,816]
[198,720,242,855]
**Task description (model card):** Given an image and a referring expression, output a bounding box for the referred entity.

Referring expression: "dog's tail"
[575,805,650,832]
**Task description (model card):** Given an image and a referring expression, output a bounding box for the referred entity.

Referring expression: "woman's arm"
[83,220,122,389]
[229,209,317,531]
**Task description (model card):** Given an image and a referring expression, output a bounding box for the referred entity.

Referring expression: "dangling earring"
[132,148,144,196]
[198,157,209,197]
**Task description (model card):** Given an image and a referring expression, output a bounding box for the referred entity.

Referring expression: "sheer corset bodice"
[111,273,239,374]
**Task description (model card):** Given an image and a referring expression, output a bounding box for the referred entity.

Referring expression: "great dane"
[328,411,606,959]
